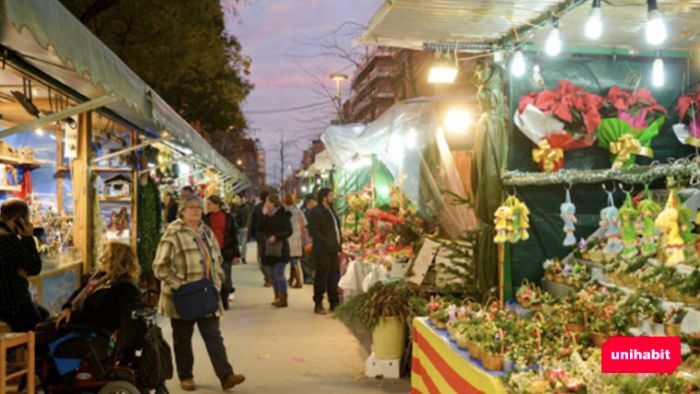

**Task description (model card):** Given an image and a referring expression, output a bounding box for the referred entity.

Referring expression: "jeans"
[171,316,233,384]
[220,258,233,306]
[289,257,302,281]
[238,229,248,261]
[270,262,288,294]
[257,240,270,284]
[313,252,340,305]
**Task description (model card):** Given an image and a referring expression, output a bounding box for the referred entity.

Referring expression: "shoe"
[222,373,246,390]
[228,293,236,302]
[271,288,279,306]
[329,303,338,312]
[314,303,327,315]
[264,282,272,288]
[241,259,247,264]
[272,293,288,308]
[292,283,303,289]
[180,379,196,391]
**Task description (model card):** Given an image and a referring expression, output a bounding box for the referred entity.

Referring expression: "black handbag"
[172,231,219,321]
[264,240,283,257]
[172,279,218,321]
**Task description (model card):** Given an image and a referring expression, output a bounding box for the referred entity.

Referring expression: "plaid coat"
[153,219,224,319]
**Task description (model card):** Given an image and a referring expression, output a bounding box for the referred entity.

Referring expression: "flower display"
[674,83,700,147]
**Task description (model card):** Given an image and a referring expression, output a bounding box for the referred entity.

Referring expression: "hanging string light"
[652,55,665,87]
[645,0,667,46]
[545,17,562,57]
[584,0,603,40]
[510,49,526,77]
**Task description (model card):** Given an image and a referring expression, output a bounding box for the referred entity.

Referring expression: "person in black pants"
[307,188,343,315]
[249,189,271,287]
[0,198,44,331]
[204,195,240,310]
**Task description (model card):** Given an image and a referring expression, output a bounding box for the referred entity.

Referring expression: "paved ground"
[162,243,410,393]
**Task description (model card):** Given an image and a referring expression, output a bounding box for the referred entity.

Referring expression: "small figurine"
[560,189,577,247]
[600,206,623,257]
[494,205,511,243]
[636,193,661,257]
[617,193,639,260]
[655,191,685,266]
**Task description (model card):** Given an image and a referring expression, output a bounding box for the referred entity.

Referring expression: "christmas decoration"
[617,192,639,260]
[655,191,685,266]
[560,188,577,247]
[493,195,530,244]
[636,188,661,257]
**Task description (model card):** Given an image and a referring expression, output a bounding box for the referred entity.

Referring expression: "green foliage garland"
[137,176,162,273]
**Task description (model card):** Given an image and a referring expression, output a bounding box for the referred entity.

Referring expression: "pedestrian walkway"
[162,243,410,393]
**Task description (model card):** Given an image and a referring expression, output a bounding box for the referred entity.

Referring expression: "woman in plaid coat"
[153,194,245,392]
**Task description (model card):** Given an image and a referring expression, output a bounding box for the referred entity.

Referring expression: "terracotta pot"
[564,323,584,333]
[664,323,681,336]
[591,332,608,347]
[482,353,504,371]
[465,341,482,360]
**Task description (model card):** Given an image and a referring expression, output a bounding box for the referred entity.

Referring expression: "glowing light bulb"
[585,6,603,40]
[443,108,471,134]
[652,57,664,87]
[646,10,667,46]
[545,27,562,57]
[35,128,44,136]
[510,50,526,77]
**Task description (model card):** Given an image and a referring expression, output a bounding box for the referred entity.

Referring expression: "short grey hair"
[178,194,203,218]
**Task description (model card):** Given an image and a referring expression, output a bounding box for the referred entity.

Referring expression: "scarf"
[71,271,112,311]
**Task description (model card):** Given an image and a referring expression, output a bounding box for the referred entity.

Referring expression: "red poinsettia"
[517,80,604,135]
[604,86,667,117]
[676,83,700,122]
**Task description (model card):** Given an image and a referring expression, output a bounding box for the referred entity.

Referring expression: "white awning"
[0,0,248,186]
[357,0,700,52]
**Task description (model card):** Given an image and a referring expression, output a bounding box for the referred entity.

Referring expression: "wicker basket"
[591,332,608,347]
[456,337,469,350]
[482,353,504,371]
[564,323,584,334]
[430,317,447,330]
[664,323,681,336]
[465,341,482,360]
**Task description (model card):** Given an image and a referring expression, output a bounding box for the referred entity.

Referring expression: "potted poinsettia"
[514,80,604,172]
[673,83,700,147]
[597,86,667,168]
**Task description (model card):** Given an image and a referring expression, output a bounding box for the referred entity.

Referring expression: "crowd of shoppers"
[0,184,345,391]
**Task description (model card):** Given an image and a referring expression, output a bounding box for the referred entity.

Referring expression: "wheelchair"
[40,291,169,394]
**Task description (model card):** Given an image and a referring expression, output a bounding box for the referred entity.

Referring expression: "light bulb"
[510,50,526,77]
[652,57,664,87]
[545,27,562,57]
[585,7,603,40]
[443,108,471,134]
[35,128,44,136]
[646,10,667,46]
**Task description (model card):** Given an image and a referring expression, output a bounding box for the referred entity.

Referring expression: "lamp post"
[330,73,348,123]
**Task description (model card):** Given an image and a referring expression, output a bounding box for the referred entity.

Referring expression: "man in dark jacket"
[204,195,240,310]
[300,194,317,284]
[307,188,342,315]
[249,190,271,287]
[236,196,253,264]
[0,198,44,331]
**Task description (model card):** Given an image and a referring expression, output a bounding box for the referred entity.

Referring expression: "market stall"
[357,0,700,391]
[0,0,248,313]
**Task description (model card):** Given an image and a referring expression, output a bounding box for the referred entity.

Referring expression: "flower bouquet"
[597,86,667,168]
[514,81,604,172]
[673,83,700,147]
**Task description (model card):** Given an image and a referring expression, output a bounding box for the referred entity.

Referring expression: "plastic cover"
[322,97,477,237]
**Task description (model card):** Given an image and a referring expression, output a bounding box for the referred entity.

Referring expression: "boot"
[272,293,288,308]
[270,288,279,306]
[293,269,303,288]
[314,303,327,315]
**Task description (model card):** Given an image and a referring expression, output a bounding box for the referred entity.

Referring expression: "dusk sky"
[225,0,382,185]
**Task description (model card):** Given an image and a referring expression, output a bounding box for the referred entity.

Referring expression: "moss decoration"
[137,175,162,273]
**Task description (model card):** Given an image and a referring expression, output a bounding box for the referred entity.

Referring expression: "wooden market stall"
[0,0,249,314]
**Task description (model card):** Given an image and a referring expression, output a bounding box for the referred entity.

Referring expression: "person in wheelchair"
[36,242,142,385]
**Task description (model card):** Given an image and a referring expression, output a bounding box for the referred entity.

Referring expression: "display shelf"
[99,196,132,203]
[0,185,21,193]
[91,166,134,173]
[0,154,42,169]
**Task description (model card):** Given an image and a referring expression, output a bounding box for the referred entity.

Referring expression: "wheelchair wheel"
[97,380,141,394]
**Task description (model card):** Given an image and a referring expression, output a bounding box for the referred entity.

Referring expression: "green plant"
[434,230,480,298]
[137,175,162,273]
[334,281,419,331]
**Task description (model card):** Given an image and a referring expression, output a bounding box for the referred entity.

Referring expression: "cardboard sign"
[407,239,440,285]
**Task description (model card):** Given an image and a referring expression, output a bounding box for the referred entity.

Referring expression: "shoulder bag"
[172,230,219,321]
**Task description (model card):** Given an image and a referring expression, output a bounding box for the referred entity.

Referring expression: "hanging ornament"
[617,191,639,260]
[493,195,530,244]
[635,186,661,257]
[560,187,577,246]
[600,188,622,258]
[654,191,685,266]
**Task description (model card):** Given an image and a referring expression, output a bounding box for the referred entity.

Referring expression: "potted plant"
[678,269,700,304]
[597,86,667,169]
[673,83,700,148]
[663,307,687,336]
[480,328,506,371]
[334,281,419,360]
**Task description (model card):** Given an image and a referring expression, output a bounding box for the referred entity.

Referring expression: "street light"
[330,73,348,123]
[236,159,243,166]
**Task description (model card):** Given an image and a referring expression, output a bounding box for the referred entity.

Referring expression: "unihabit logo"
[602,336,681,374]
[610,348,671,360]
